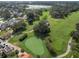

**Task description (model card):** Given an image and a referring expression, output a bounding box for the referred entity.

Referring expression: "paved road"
[57,37,72,58]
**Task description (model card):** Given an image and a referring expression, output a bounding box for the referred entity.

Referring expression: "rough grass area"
[42,11,79,55]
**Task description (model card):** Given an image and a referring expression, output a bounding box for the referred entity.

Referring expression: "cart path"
[57,37,72,58]
[26,30,33,33]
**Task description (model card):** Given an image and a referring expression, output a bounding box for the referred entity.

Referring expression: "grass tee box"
[24,37,45,56]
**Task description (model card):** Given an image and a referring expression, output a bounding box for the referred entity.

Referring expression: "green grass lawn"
[24,37,46,56]
[42,11,79,55]
[24,37,45,55]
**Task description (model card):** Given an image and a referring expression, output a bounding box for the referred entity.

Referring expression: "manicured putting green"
[24,37,45,55]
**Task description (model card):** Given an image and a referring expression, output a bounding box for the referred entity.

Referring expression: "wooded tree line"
[70,23,79,57]
[50,2,79,19]
[26,10,43,25]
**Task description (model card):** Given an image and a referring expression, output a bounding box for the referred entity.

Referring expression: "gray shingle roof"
[0,18,21,30]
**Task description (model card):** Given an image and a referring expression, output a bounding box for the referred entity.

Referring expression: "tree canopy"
[33,20,50,38]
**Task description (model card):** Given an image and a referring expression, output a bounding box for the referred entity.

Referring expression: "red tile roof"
[18,52,32,58]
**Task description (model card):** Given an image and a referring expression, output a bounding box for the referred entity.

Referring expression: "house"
[2,44,14,53]
[0,39,14,54]
[18,52,32,58]
[0,20,7,31]
[0,22,9,30]
[8,18,21,27]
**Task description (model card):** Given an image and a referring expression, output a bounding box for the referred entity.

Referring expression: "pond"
[26,5,52,9]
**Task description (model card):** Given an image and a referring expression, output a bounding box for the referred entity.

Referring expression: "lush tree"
[1,52,7,58]
[15,50,19,54]
[37,55,40,58]
[21,49,25,53]
[70,31,79,42]
[44,38,57,57]
[26,10,41,25]
[27,11,35,25]
[35,9,43,16]
[71,40,79,58]
[0,9,11,20]
[50,2,79,19]
[19,33,27,41]
[33,20,50,38]
[9,18,26,34]
[76,23,79,31]
[71,23,79,58]
[13,23,26,34]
